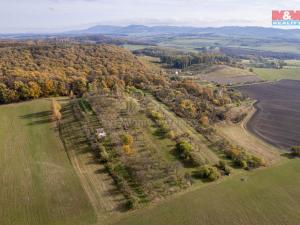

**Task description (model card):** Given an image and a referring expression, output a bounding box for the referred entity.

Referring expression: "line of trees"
[133,47,232,69]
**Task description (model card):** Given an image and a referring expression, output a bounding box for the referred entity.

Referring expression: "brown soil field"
[236,79,300,150]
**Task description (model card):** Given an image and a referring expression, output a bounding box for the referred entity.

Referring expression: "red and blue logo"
[272,10,300,26]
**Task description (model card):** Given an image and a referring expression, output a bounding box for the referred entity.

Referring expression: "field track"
[0,99,96,225]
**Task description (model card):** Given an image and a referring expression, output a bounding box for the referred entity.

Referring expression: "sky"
[1,0,300,33]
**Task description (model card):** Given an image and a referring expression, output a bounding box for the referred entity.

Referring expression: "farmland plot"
[113,158,300,225]
[236,80,300,149]
[0,99,96,225]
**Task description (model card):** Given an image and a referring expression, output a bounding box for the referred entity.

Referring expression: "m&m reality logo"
[272,10,300,26]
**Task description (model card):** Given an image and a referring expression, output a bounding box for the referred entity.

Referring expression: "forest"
[133,47,232,69]
[0,41,249,131]
[0,41,157,103]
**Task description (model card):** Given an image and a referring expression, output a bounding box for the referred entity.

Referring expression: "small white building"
[96,128,106,139]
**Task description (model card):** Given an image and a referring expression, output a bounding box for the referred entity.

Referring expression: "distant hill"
[78,25,300,40]
[2,26,300,42]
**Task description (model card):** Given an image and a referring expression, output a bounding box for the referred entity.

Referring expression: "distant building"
[96,128,106,139]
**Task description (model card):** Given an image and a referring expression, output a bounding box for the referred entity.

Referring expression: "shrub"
[235,159,248,169]
[157,122,170,136]
[123,145,133,155]
[121,133,134,145]
[224,146,241,160]
[225,146,264,169]
[218,160,232,175]
[248,156,266,168]
[98,145,110,162]
[291,146,300,157]
[167,130,176,140]
[175,141,192,160]
[197,165,221,181]
[149,110,163,121]
[125,196,139,210]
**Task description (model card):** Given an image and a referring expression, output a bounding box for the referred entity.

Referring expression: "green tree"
[14,81,30,100]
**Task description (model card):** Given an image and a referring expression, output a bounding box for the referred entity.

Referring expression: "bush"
[123,144,134,155]
[121,133,134,145]
[197,165,221,181]
[248,156,266,168]
[225,146,264,169]
[217,160,232,175]
[125,196,139,210]
[224,147,241,160]
[167,130,176,139]
[149,110,163,121]
[235,159,248,169]
[291,146,300,157]
[175,141,192,160]
[98,145,110,162]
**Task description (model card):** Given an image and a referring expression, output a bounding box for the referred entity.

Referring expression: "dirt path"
[60,103,125,224]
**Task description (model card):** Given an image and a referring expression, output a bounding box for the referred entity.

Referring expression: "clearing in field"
[0,99,96,225]
[113,158,300,225]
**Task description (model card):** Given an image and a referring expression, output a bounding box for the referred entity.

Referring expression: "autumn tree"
[28,81,41,99]
[121,133,134,155]
[51,99,62,122]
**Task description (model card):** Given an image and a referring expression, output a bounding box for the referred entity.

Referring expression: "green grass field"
[0,99,96,225]
[254,68,300,81]
[114,159,300,225]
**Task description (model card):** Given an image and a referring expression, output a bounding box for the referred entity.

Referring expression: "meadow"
[1,97,300,225]
[113,158,300,225]
[0,99,96,225]
[253,68,300,81]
